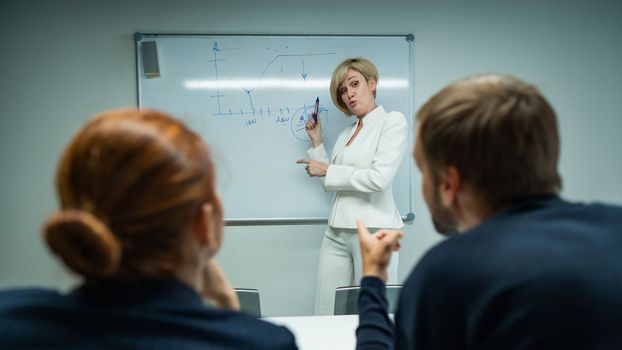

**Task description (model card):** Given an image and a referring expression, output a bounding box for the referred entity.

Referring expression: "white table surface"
[264,314,359,350]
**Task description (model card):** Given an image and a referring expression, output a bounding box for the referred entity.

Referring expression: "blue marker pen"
[313,97,319,124]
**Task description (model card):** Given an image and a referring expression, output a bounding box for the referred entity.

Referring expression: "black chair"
[334,285,402,315]
[234,288,262,317]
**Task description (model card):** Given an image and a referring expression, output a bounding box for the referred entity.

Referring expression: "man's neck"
[455,190,496,233]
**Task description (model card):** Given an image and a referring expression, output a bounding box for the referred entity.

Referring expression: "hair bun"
[44,210,121,279]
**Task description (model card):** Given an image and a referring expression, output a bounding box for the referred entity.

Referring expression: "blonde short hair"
[417,74,561,210]
[330,58,378,115]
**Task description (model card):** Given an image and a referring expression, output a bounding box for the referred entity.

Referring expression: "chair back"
[334,285,402,315]
[235,288,262,317]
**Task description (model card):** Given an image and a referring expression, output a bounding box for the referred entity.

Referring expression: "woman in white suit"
[297,58,408,315]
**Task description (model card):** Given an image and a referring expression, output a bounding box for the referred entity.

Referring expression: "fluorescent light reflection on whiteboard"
[183,78,408,90]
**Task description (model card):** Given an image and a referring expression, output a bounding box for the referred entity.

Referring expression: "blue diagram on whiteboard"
[204,41,335,141]
[291,105,328,141]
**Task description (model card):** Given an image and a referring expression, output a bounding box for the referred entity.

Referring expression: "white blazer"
[307,105,407,229]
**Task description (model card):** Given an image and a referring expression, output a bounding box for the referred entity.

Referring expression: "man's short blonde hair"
[417,74,562,210]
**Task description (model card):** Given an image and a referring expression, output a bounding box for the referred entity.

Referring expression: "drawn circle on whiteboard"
[290,105,328,141]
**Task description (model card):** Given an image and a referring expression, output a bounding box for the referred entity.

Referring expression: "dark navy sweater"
[357,196,622,350]
[0,278,297,349]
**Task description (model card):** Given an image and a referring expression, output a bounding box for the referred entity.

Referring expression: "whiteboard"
[135,34,414,224]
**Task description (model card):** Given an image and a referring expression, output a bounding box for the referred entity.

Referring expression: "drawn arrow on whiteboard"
[301,60,308,80]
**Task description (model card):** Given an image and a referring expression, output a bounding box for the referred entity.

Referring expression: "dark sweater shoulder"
[0,285,297,350]
[408,196,622,285]
[398,197,622,349]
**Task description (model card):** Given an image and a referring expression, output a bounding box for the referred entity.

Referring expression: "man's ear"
[194,203,219,253]
[439,166,461,208]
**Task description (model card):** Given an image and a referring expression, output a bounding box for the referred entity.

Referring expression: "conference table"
[264,314,359,350]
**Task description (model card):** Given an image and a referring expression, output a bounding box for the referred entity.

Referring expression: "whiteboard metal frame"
[134,32,415,226]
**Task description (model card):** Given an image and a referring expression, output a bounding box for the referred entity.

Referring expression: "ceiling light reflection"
[184,78,408,90]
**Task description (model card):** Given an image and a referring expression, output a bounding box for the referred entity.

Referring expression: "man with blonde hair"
[356,74,622,349]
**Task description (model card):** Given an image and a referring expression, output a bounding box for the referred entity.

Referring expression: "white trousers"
[313,226,399,315]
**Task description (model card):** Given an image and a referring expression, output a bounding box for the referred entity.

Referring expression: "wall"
[1,0,621,316]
